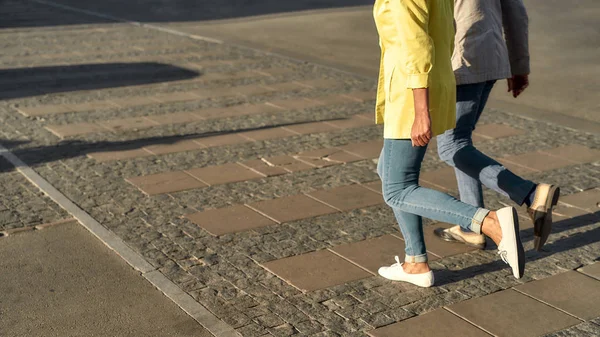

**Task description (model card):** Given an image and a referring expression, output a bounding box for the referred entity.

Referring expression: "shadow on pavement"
[0,116,355,172]
[0,62,199,100]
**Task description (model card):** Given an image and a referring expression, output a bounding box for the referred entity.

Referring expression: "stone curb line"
[0,143,239,337]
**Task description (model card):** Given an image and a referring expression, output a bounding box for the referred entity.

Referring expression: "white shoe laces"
[393,256,402,267]
[498,250,509,264]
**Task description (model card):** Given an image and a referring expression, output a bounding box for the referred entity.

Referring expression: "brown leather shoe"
[433,225,486,249]
[528,183,560,251]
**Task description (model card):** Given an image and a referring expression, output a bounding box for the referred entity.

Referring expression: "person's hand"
[411,111,432,147]
[507,74,529,98]
[411,88,432,147]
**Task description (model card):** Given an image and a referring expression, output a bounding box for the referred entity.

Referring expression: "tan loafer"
[433,225,486,249]
[528,183,560,251]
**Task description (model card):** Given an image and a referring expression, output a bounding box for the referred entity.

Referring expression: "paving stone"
[497,158,538,176]
[281,121,340,135]
[553,202,596,218]
[88,148,153,162]
[229,103,283,116]
[98,117,159,131]
[295,79,339,89]
[45,122,109,137]
[66,102,117,113]
[331,234,405,274]
[542,145,600,164]
[239,128,297,141]
[420,166,458,191]
[339,140,384,159]
[559,189,600,211]
[325,115,373,129]
[193,107,239,119]
[362,181,383,194]
[261,250,371,291]
[295,148,362,167]
[448,289,580,337]
[187,205,277,236]
[255,68,292,77]
[196,134,248,148]
[473,124,525,139]
[262,155,314,172]
[421,223,479,258]
[17,104,71,116]
[341,91,376,102]
[233,84,277,96]
[308,184,383,212]
[186,162,264,186]
[501,151,574,172]
[579,262,600,280]
[515,270,600,320]
[313,94,355,106]
[146,112,203,125]
[267,98,323,110]
[247,194,338,223]
[240,159,288,177]
[144,139,205,155]
[263,82,306,92]
[543,321,600,337]
[369,308,489,337]
[152,92,200,103]
[109,96,156,108]
[126,171,207,195]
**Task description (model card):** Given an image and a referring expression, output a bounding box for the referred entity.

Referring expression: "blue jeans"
[377,139,490,263]
[437,81,535,211]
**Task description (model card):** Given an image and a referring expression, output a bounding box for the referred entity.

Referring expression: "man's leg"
[436,80,559,251]
[434,82,489,248]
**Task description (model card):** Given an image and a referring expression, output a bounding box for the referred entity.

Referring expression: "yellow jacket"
[373,0,456,139]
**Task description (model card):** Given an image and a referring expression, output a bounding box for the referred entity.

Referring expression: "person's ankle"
[482,211,502,245]
[402,262,430,274]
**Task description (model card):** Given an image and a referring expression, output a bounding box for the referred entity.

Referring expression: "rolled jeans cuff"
[405,253,428,264]
[470,208,490,234]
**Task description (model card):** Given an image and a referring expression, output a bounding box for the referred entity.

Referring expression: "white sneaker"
[496,207,525,279]
[378,256,434,288]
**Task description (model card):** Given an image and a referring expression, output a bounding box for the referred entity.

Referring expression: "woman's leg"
[380,139,489,234]
[378,138,525,283]
[377,149,427,266]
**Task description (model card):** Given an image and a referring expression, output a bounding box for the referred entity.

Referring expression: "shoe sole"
[433,228,486,249]
[511,207,525,278]
[534,186,560,251]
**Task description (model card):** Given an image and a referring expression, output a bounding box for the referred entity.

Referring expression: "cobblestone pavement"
[2,1,600,336]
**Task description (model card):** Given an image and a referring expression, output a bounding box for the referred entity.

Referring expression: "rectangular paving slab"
[515,270,600,320]
[262,249,371,291]
[448,289,580,337]
[331,234,406,274]
[369,308,489,337]
[247,194,338,223]
[308,184,383,211]
[187,204,277,236]
[127,171,207,195]
[185,162,264,186]
[559,188,600,211]
[579,262,600,280]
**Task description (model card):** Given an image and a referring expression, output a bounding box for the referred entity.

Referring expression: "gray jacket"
[453,0,530,85]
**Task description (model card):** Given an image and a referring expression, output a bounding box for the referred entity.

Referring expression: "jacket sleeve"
[393,0,434,89]
[501,0,530,75]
